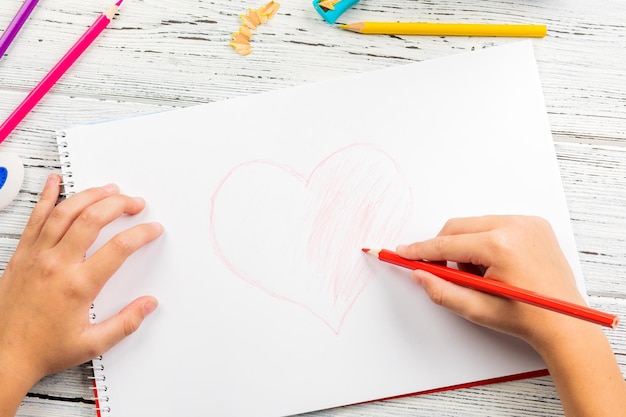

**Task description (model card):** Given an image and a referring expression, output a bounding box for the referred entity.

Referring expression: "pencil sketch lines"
[209,144,412,333]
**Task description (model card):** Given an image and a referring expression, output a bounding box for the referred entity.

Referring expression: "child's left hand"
[0,174,163,416]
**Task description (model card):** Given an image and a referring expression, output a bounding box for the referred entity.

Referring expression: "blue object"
[312,0,360,24]
[0,167,7,189]
[0,153,24,210]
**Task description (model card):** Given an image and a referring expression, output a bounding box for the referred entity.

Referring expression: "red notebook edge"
[374,368,550,403]
[92,368,550,416]
[393,368,550,398]
[94,378,104,417]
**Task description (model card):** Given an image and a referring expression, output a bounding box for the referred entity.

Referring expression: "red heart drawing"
[209,144,412,333]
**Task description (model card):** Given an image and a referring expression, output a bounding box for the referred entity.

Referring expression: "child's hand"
[0,174,163,415]
[397,215,626,416]
[396,215,586,349]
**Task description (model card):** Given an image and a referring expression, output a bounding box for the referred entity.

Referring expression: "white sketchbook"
[57,41,583,417]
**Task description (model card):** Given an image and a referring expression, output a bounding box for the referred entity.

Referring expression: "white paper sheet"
[58,41,582,417]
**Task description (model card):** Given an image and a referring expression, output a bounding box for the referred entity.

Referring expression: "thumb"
[412,270,503,327]
[91,296,158,354]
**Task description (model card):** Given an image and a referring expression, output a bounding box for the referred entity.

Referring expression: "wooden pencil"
[340,22,547,38]
[363,248,619,328]
[0,0,123,143]
[0,0,41,60]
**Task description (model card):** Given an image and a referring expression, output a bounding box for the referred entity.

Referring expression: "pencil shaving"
[318,0,341,11]
[231,31,250,43]
[239,25,253,38]
[261,1,280,18]
[230,1,280,56]
[229,41,252,51]
[240,14,258,30]
[231,45,253,55]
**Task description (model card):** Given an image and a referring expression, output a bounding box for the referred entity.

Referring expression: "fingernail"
[46,173,60,187]
[396,244,408,253]
[143,299,158,317]
[103,183,118,193]
[150,222,164,234]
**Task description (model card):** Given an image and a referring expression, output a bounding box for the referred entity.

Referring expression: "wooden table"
[1,0,624,415]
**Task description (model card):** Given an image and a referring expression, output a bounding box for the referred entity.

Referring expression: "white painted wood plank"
[2,0,625,415]
[556,144,626,297]
[16,398,95,417]
[1,1,625,142]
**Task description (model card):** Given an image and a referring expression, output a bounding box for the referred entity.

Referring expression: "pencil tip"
[338,22,362,33]
[115,0,124,6]
[362,248,370,253]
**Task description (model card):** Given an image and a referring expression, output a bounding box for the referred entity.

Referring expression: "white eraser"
[0,153,25,210]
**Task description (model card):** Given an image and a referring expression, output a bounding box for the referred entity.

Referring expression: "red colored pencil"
[363,248,619,329]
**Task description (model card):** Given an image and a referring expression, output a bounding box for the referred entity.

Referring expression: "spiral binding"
[56,131,76,198]
[56,130,110,414]
[90,362,110,414]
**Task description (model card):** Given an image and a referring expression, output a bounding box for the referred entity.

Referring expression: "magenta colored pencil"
[0,0,123,144]
[0,0,41,59]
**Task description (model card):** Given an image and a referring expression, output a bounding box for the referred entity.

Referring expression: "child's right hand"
[396,215,586,349]
[397,215,626,416]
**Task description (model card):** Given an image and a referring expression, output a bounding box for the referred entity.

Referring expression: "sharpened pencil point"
[362,248,381,257]
[115,0,124,6]
[339,22,364,33]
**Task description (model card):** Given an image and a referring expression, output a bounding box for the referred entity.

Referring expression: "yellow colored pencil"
[339,22,547,38]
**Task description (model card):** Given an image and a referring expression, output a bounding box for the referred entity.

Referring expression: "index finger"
[82,222,164,294]
[437,215,514,237]
[35,183,121,249]
[57,194,147,259]
[397,231,498,268]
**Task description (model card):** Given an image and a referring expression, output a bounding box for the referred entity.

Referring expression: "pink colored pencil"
[0,0,124,144]
[363,248,619,328]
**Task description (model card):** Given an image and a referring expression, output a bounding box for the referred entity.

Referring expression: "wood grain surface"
[1,0,624,415]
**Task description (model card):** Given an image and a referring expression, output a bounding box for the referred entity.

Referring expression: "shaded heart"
[209,144,412,333]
